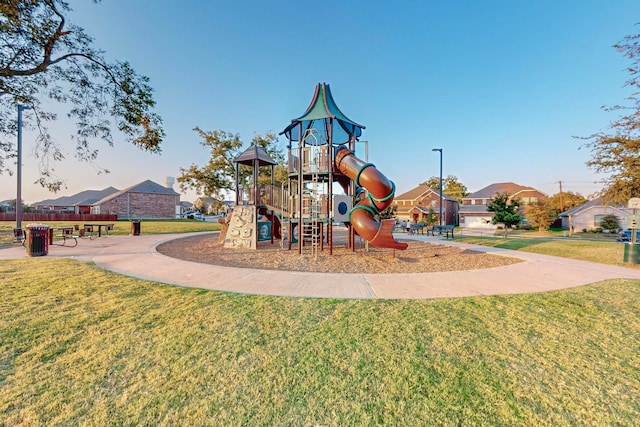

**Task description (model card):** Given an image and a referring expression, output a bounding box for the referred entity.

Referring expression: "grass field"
[455,235,634,267]
[1,222,640,424]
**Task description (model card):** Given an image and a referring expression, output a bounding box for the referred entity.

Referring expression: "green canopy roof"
[280,83,365,145]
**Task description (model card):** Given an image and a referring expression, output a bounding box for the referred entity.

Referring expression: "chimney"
[164,176,175,189]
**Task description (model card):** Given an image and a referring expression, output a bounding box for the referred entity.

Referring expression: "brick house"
[91,180,180,219]
[459,182,547,228]
[394,184,459,225]
[33,187,119,213]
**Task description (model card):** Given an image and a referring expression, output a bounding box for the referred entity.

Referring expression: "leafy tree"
[421,208,438,226]
[192,198,204,213]
[1,0,164,191]
[421,175,469,203]
[377,205,397,220]
[600,214,620,232]
[486,192,523,237]
[524,200,555,232]
[177,128,242,201]
[579,27,640,203]
[178,130,285,202]
[546,191,587,215]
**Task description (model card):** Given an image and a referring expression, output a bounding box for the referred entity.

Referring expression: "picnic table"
[83,223,114,239]
[49,226,78,247]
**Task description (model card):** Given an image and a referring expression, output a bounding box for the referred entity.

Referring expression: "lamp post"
[16,104,29,231]
[432,148,443,230]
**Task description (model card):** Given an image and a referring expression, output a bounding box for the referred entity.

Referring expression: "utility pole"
[558,180,564,212]
[16,104,29,231]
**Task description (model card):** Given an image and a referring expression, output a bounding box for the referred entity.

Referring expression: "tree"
[600,214,620,232]
[486,192,523,237]
[178,130,284,202]
[420,175,469,203]
[378,205,397,220]
[1,0,164,191]
[580,27,640,203]
[177,128,242,201]
[524,200,555,232]
[546,191,587,216]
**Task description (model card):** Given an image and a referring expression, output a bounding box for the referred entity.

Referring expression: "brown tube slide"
[335,147,408,250]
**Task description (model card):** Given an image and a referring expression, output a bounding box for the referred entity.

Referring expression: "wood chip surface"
[156,233,523,274]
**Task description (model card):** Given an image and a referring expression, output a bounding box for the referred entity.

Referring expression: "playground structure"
[220,83,407,254]
[280,83,407,254]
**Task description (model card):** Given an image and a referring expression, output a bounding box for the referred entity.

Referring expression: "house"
[33,187,119,213]
[459,182,547,228]
[394,184,459,225]
[0,199,13,213]
[559,199,631,232]
[91,180,180,219]
[178,201,193,217]
[193,196,227,215]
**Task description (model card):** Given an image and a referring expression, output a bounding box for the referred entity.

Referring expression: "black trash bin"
[26,225,49,257]
[131,220,141,236]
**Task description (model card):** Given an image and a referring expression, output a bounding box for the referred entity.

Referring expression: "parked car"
[184,211,203,220]
[616,229,640,242]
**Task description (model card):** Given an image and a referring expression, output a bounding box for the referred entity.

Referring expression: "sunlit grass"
[1,259,639,425]
[455,236,631,267]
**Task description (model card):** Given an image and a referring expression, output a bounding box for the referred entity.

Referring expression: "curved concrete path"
[3,232,640,299]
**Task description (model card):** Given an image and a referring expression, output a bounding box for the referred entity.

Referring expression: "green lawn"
[454,235,633,267]
[1,260,639,425]
[2,223,640,424]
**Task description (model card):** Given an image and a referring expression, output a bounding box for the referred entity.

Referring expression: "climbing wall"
[223,205,257,250]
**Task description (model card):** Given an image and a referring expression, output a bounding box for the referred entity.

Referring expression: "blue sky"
[3,0,640,203]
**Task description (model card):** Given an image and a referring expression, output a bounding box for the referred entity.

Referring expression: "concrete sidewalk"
[3,232,640,299]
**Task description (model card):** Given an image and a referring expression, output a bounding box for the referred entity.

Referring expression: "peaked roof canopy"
[234,145,276,166]
[280,83,365,145]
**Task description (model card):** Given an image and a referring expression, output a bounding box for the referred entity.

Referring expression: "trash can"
[131,220,141,236]
[26,225,49,257]
[624,243,640,264]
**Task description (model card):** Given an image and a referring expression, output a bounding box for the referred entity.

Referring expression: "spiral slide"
[334,147,408,250]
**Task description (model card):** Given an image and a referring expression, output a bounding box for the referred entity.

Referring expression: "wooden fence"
[0,213,118,222]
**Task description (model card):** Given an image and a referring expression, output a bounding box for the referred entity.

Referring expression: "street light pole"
[432,148,443,230]
[16,104,29,231]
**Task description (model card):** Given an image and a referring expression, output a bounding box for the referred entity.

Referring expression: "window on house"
[471,200,475,205]
[594,214,605,227]
[431,200,436,208]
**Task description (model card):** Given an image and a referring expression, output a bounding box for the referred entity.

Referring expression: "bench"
[13,228,25,246]
[428,225,455,239]
[410,223,425,235]
[393,224,408,233]
[437,225,455,239]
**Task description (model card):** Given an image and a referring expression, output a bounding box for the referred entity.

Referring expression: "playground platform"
[2,232,640,299]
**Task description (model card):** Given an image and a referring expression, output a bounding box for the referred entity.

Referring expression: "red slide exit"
[335,147,408,250]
